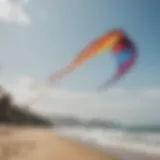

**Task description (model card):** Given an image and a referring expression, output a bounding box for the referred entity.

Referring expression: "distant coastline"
[49,114,160,133]
[49,114,122,129]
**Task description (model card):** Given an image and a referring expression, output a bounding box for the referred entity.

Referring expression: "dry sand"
[0,125,115,160]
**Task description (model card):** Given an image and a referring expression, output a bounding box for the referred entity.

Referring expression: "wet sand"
[0,126,115,160]
[102,145,160,160]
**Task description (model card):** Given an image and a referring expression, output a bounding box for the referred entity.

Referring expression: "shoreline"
[0,126,115,160]
[57,135,160,160]
[55,129,160,160]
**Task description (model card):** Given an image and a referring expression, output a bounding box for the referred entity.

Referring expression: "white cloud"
[3,75,160,125]
[0,0,31,25]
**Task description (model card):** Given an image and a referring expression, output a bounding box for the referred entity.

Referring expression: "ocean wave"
[55,126,160,155]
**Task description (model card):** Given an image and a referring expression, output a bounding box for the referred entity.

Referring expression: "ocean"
[54,126,160,156]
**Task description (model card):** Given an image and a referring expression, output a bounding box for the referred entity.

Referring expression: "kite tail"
[29,67,70,91]
[48,64,77,85]
[26,64,77,105]
[97,74,121,91]
[49,68,68,83]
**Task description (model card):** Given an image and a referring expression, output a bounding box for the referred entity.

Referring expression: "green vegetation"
[0,88,52,127]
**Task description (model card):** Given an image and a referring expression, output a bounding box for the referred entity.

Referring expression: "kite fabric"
[48,29,124,83]
[49,28,137,90]
[98,35,137,90]
[26,29,137,105]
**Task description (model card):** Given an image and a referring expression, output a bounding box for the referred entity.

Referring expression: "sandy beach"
[0,126,115,160]
[0,125,159,160]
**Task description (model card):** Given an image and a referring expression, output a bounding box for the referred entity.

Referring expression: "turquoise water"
[123,125,160,133]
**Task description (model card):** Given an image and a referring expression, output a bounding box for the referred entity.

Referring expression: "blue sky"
[1,0,160,124]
